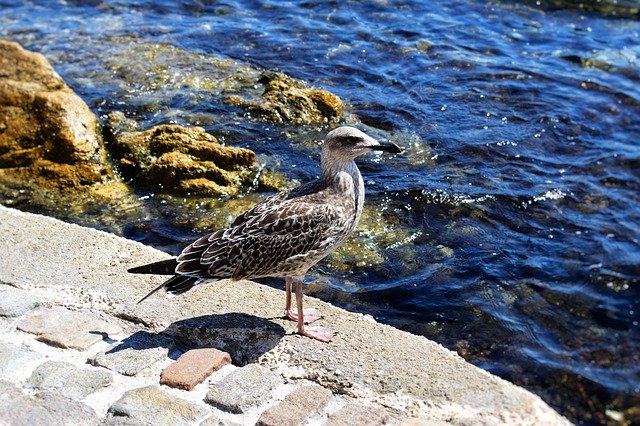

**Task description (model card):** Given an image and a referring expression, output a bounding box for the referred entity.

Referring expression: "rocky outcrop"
[0,40,113,191]
[107,113,257,196]
[226,71,344,125]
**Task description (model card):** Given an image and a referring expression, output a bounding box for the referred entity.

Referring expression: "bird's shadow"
[100,312,285,366]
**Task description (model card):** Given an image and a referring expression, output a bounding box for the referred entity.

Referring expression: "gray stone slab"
[326,401,390,426]
[0,379,98,425]
[205,363,281,414]
[107,385,209,426]
[0,341,41,375]
[90,331,174,376]
[257,383,332,426]
[26,360,113,400]
[0,284,41,317]
[17,307,122,350]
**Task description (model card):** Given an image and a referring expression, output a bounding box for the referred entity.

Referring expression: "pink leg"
[294,277,333,342]
[284,277,322,324]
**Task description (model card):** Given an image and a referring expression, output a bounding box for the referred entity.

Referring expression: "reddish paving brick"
[17,307,122,350]
[257,384,332,426]
[160,348,231,391]
[326,401,390,426]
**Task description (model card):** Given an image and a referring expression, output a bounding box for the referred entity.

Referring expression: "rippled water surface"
[1,1,639,424]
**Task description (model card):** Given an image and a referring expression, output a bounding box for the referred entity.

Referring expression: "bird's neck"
[321,155,365,217]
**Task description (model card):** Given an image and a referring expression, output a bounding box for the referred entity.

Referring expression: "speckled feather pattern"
[176,176,359,280]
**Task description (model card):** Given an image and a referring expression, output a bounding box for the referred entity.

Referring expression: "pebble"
[17,307,122,350]
[0,341,40,376]
[160,347,231,391]
[0,284,41,317]
[91,331,175,376]
[0,379,98,425]
[26,360,113,400]
[257,383,332,426]
[107,385,209,426]
[326,401,390,426]
[205,363,281,414]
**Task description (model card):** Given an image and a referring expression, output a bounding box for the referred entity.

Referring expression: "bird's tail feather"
[128,259,178,275]
[137,275,199,304]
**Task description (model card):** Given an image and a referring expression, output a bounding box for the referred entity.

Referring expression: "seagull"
[129,126,401,342]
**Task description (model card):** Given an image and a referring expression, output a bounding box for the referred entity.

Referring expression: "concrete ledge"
[0,205,570,424]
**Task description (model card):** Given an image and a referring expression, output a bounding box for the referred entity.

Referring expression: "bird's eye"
[345,136,361,144]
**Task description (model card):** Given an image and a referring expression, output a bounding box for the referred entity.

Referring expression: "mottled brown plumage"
[130,126,400,342]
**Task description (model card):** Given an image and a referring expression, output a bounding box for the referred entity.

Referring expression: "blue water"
[1,1,639,423]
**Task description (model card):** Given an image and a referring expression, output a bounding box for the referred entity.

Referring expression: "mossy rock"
[107,117,257,196]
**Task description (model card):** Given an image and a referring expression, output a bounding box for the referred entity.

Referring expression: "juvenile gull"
[129,126,401,342]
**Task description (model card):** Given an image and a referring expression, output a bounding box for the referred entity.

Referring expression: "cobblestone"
[107,385,209,425]
[0,379,99,425]
[91,331,174,376]
[0,341,40,375]
[205,363,281,414]
[0,284,41,317]
[160,347,231,391]
[26,360,113,400]
[326,401,390,426]
[17,307,122,350]
[257,383,332,426]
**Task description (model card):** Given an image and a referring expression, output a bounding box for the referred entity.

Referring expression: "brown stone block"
[160,348,231,391]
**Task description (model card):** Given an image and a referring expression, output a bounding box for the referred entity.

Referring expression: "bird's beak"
[369,141,402,154]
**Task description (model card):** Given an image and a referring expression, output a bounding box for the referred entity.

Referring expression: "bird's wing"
[226,201,349,279]
[229,189,292,227]
[175,198,352,280]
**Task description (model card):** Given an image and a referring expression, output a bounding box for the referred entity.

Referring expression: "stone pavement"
[0,205,572,425]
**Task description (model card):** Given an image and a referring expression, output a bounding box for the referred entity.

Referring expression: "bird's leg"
[284,276,322,324]
[294,277,333,342]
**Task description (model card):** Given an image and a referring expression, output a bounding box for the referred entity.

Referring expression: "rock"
[91,331,174,376]
[0,379,99,425]
[257,384,333,426]
[160,348,231,391]
[0,342,40,376]
[226,71,344,125]
[199,416,243,426]
[107,120,256,196]
[17,307,122,350]
[326,401,390,426]
[107,385,209,426]
[0,284,41,317]
[0,40,113,191]
[205,363,281,414]
[26,360,113,400]
[164,313,285,366]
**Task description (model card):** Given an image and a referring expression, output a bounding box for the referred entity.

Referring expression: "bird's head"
[322,126,401,161]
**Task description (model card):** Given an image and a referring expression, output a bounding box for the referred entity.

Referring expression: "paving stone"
[0,284,41,317]
[91,331,174,376]
[199,415,243,426]
[107,385,209,426]
[0,379,98,425]
[205,363,281,414]
[160,347,231,391]
[0,341,40,375]
[257,383,332,426]
[26,360,113,400]
[326,401,390,426]
[17,307,122,350]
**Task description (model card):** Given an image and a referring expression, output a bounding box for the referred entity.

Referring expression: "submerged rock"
[107,116,257,196]
[102,41,344,127]
[226,71,344,125]
[0,40,114,191]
